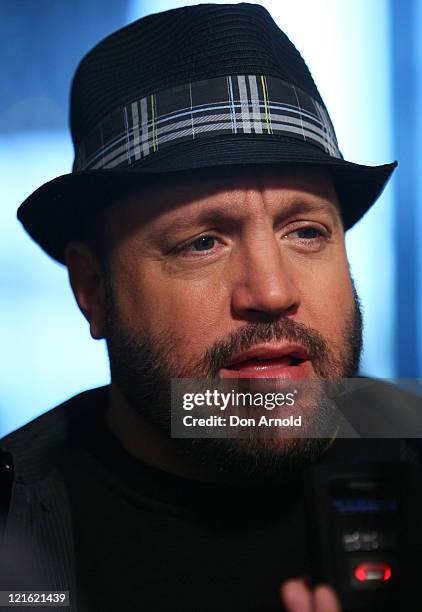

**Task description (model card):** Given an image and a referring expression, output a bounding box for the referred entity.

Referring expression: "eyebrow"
[156,199,340,235]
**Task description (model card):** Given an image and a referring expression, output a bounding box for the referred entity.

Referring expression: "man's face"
[100,166,362,481]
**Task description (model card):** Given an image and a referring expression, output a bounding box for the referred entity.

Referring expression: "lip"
[219,343,313,380]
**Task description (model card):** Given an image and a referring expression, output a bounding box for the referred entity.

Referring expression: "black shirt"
[58,390,409,612]
[2,383,420,611]
[60,411,311,611]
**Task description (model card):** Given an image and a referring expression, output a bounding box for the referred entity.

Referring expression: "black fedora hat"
[17,2,397,263]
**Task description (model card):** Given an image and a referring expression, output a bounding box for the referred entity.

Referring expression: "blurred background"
[0,0,421,436]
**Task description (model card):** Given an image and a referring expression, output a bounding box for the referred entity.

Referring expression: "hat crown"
[70,2,324,147]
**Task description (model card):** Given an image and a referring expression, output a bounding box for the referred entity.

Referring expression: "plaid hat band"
[75,74,341,172]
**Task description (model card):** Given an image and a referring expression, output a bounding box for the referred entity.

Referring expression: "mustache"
[195,318,334,378]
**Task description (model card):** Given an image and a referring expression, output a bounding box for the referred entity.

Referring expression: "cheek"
[299,261,354,342]
[115,262,226,354]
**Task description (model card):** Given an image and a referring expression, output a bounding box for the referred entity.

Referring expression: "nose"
[230,231,301,321]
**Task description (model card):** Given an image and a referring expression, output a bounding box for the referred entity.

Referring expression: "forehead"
[107,165,340,237]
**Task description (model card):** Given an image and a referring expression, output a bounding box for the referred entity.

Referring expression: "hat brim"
[17,135,397,263]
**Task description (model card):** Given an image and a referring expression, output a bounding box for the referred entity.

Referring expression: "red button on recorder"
[354,562,392,583]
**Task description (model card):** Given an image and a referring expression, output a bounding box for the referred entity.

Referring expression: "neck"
[106,382,226,483]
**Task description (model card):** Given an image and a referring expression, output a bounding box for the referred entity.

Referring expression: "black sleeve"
[0,451,14,541]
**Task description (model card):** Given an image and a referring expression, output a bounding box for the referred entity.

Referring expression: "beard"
[104,276,363,484]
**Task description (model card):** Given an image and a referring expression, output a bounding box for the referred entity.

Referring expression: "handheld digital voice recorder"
[306,462,422,612]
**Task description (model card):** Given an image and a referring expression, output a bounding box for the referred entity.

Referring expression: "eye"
[294,227,324,239]
[189,236,217,251]
[283,223,330,250]
[176,234,221,257]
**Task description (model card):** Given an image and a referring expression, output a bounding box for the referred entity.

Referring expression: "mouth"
[218,345,313,379]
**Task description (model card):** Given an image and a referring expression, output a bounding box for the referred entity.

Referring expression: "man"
[1,4,420,611]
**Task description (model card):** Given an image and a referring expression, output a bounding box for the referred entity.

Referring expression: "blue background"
[0,0,421,436]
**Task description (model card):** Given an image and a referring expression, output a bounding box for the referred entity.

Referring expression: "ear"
[64,241,108,339]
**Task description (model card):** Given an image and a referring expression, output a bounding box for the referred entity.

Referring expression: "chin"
[180,436,331,485]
